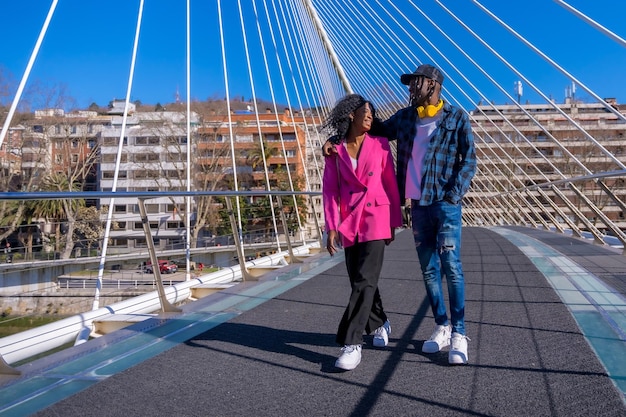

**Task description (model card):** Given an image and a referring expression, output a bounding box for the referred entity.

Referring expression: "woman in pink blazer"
[323,94,402,371]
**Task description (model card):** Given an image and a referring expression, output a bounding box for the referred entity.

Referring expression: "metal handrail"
[0,190,320,201]
[0,189,324,373]
[466,169,626,252]
[0,243,317,366]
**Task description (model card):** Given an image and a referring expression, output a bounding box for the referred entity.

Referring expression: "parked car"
[145,260,178,274]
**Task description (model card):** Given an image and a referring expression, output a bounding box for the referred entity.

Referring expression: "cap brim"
[400,74,415,85]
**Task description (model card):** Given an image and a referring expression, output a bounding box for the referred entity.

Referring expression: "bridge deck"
[1,227,625,416]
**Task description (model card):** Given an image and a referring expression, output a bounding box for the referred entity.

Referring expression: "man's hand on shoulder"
[322,135,341,157]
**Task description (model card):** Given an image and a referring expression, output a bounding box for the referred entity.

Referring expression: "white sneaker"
[449,332,470,364]
[422,324,451,353]
[373,320,391,347]
[335,344,362,370]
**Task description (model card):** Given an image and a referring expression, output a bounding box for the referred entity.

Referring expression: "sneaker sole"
[335,357,361,370]
[448,352,468,365]
[448,355,467,365]
[422,340,450,353]
[372,338,387,347]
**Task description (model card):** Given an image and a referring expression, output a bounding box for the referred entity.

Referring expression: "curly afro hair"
[322,94,376,140]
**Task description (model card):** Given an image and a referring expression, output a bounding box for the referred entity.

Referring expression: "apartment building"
[197,107,324,240]
[469,97,626,231]
[18,109,107,191]
[0,125,24,189]
[99,103,200,253]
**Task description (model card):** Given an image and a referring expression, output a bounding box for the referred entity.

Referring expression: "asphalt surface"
[2,226,625,417]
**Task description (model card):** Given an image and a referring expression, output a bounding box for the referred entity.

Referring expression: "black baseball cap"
[400,64,444,85]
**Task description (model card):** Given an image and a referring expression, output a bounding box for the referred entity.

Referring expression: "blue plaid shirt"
[372,101,476,205]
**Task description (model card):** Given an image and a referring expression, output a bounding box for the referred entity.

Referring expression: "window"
[135,136,160,145]
[167,221,183,229]
[133,221,159,230]
[102,154,127,163]
[109,238,128,247]
[134,170,159,179]
[102,171,127,179]
[165,136,187,145]
[134,238,148,248]
[103,137,127,145]
[236,134,253,143]
[166,153,184,162]
[134,153,160,162]
[145,204,159,214]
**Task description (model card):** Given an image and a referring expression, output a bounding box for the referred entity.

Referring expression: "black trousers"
[336,238,388,345]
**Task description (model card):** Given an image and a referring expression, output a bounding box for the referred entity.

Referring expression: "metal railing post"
[225,197,254,281]
[138,198,181,313]
[275,196,302,263]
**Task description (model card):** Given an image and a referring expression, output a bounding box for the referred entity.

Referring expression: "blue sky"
[1,0,625,111]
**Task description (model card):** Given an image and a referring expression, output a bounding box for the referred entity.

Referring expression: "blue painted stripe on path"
[492,227,626,397]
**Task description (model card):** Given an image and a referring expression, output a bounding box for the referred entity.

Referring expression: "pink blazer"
[323,133,402,248]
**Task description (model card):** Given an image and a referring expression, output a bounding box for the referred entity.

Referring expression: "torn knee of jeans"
[439,243,456,254]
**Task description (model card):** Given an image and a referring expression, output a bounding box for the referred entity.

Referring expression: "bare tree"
[73,206,104,256]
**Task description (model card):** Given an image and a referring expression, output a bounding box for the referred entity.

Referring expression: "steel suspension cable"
[555,0,626,50]
[94,0,145,310]
[184,0,192,280]
[218,0,244,241]
[442,0,626,171]
[0,0,58,149]
[246,0,282,250]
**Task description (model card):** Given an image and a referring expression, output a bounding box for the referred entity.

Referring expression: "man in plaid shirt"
[324,64,476,364]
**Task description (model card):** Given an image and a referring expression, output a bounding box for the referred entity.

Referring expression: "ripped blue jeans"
[411,200,466,335]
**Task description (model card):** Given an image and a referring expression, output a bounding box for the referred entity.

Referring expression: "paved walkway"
[1,226,625,416]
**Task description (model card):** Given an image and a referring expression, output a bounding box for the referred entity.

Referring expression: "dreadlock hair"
[322,94,376,141]
[409,76,441,107]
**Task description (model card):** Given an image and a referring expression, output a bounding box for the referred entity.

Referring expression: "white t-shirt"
[343,142,358,171]
[405,114,441,200]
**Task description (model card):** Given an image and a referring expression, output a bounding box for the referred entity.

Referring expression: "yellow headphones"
[416,99,443,118]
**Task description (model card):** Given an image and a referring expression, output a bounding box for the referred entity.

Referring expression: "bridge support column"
[0,353,20,377]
